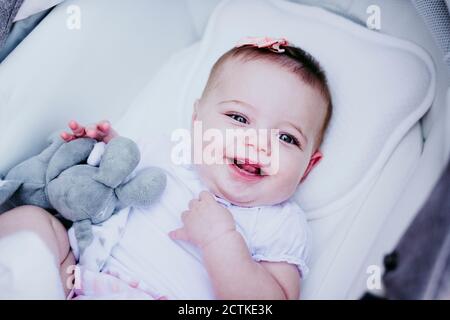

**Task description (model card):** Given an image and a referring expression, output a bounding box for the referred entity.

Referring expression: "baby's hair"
[201,44,333,150]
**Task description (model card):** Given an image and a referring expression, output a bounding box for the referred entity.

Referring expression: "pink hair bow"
[235,36,291,53]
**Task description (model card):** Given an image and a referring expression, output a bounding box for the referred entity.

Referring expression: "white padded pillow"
[119,0,435,214]
[176,0,435,214]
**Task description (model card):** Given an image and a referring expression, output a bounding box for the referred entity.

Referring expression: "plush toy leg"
[115,167,167,207]
[0,179,22,207]
[73,219,94,257]
[93,137,140,188]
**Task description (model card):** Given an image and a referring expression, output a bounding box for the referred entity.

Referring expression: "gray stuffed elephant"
[0,132,166,254]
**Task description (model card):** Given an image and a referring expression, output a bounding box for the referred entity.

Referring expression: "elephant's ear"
[46,138,97,183]
[37,132,65,164]
[0,179,22,206]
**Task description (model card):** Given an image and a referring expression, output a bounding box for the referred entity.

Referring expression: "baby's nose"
[244,141,271,159]
[248,143,268,154]
[243,135,271,155]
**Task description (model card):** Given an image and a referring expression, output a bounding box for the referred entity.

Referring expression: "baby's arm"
[169,191,300,300]
[202,230,300,299]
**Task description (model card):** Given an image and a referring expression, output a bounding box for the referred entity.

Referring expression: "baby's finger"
[85,125,106,140]
[69,120,86,137]
[85,127,98,139]
[97,121,111,134]
[188,199,199,210]
[95,120,118,143]
[68,120,78,130]
[169,228,189,242]
[60,131,75,142]
[97,121,116,143]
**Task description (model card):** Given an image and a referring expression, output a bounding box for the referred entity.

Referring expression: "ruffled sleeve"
[250,202,311,278]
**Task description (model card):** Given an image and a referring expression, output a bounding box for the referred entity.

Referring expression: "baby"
[0,37,332,300]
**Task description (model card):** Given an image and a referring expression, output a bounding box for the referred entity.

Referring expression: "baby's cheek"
[279,152,306,183]
[268,170,301,204]
[278,148,305,172]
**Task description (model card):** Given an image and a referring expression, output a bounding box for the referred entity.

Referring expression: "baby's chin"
[209,183,285,208]
[194,164,293,207]
[216,189,259,207]
[196,165,295,207]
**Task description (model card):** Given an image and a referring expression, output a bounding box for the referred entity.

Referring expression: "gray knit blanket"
[0,0,24,49]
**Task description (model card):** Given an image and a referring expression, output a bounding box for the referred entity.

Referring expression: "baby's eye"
[227,113,248,124]
[279,133,299,146]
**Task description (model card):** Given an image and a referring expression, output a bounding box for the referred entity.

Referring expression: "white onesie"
[68,137,311,299]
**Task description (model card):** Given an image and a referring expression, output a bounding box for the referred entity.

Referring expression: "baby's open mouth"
[232,158,264,176]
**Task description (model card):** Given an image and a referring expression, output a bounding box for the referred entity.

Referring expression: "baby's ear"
[300,150,322,184]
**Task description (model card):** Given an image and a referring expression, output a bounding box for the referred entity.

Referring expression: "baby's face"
[192,58,327,207]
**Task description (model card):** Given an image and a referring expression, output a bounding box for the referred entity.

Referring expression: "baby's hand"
[169,191,236,249]
[60,120,118,143]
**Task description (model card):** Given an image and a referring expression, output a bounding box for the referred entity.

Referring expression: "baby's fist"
[169,191,235,248]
